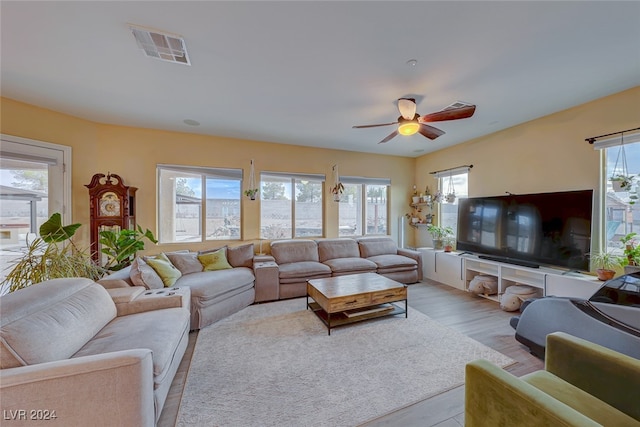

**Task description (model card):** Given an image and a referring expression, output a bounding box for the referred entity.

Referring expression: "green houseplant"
[620,232,640,273]
[426,224,454,250]
[1,213,105,293]
[99,225,157,271]
[244,188,259,200]
[591,250,623,281]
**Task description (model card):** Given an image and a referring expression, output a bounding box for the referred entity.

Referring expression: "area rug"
[176,298,514,427]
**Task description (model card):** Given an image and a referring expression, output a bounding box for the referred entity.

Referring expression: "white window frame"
[431,167,470,237]
[339,176,391,237]
[260,171,326,239]
[157,164,242,243]
[594,131,640,254]
[0,134,71,223]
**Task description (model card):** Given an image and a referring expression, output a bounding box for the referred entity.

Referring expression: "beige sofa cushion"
[0,278,116,369]
[357,237,398,258]
[130,257,164,289]
[166,252,203,275]
[73,307,190,386]
[317,238,360,262]
[271,239,319,264]
[228,243,255,268]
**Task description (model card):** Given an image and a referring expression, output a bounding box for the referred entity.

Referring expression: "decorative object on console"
[86,172,137,264]
[591,250,623,281]
[244,159,259,200]
[352,98,476,144]
[330,164,344,201]
[426,224,454,250]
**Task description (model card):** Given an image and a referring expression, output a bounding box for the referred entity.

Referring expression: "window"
[434,169,470,238]
[596,132,640,253]
[0,135,71,295]
[158,165,242,243]
[260,172,325,239]
[338,177,390,236]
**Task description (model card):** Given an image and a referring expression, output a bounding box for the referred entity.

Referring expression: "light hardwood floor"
[157,279,544,427]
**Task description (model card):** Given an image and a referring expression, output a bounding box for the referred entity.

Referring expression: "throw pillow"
[198,245,226,255]
[227,243,254,268]
[167,252,203,275]
[198,248,233,271]
[130,257,164,289]
[145,253,183,287]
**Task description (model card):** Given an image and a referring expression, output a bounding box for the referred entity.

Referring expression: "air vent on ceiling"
[129,24,190,65]
[444,101,473,111]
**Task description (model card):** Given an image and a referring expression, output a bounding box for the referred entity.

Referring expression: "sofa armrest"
[397,248,423,280]
[545,332,640,420]
[254,255,275,263]
[98,265,134,287]
[0,349,155,427]
[465,359,600,427]
[254,261,279,302]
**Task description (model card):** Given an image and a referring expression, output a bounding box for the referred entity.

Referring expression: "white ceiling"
[2,1,639,158]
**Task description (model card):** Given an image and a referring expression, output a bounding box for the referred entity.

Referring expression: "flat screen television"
[456,190,593,271]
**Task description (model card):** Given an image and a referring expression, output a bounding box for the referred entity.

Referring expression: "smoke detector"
[129,24,190,65]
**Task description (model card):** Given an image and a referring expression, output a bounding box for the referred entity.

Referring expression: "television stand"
[478,255,540,269]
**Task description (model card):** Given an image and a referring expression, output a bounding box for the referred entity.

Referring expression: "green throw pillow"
[198,248,233,271]
[145,253,182,287]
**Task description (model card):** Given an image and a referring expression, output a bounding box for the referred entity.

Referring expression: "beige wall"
[1,97,416,253]
[2,86,638,256]
[415,86,640,248]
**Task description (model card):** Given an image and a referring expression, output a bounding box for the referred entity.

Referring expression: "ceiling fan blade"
[419,105,476,123]
[419,124,445,140]
[352,121,398,129]
[378,130,398,144]
[397,98,417,120]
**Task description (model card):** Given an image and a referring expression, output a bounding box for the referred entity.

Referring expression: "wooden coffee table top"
[308,273,405,299]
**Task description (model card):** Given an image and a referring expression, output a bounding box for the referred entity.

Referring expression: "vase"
[412,196,421,204]
[433,239,443,250]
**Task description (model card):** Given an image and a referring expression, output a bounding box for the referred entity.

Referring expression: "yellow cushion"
[145,253,182,287]
[198,248,233,271]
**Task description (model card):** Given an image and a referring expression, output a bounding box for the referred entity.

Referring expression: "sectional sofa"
[0,277,190,426]
[267,237,422,299]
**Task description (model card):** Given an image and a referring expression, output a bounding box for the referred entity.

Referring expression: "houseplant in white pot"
[426,224,454,250]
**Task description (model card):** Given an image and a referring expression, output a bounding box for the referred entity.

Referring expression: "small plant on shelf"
[330,182,344,201]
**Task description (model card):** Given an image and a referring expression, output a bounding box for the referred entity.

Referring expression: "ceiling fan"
[352,98,476,144]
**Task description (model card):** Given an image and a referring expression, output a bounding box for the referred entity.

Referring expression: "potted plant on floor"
[99,225,158,271]
[427,224,454,250]
[0,213,105,292]
[591,250,623,281]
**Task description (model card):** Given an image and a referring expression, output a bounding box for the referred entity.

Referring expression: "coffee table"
[307,273,407,335]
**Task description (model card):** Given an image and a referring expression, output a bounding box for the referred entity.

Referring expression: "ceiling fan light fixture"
[398,121,420,136]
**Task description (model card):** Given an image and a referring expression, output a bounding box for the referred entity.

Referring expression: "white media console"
[417,248,603,301]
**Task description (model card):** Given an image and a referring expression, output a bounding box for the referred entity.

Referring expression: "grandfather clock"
[86,173,137,263]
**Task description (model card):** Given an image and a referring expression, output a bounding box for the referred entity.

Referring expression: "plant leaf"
[39,213,82,243]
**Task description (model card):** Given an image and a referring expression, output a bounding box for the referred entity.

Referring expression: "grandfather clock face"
[99,191,121,217]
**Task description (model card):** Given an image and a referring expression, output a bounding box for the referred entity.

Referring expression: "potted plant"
[426,224,454,250]
[611,174,634,192]
[411,185,420,204]
[99,225,157,271]
[423,186,432,203]
[620,232,640,273]
[330,182,344,202]
[0,213,105,293]
[443,235,455,252]
[591,250,623,281]
[244,188,259,200]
